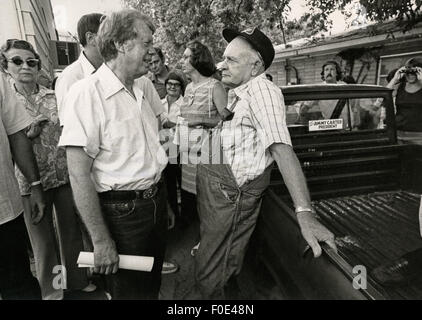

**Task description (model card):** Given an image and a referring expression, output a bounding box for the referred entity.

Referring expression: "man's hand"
[29,185,46,225]
[26,123,43,139]
[297,211,337,258]
[93,239,119,275]
[163,120,176,129]
[392,67,406,84]
[26,116,48,139]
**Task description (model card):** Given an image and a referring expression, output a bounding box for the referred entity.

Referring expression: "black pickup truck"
[254,84,422,300]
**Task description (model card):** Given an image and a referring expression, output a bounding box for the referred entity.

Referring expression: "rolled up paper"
[77,252,154,272]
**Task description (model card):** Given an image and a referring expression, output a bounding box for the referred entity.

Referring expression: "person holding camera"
[371,59,422,286]
[387,58,422,145]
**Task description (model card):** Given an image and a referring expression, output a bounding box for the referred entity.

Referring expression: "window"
[56,42,79,67]
[286,97,386,133]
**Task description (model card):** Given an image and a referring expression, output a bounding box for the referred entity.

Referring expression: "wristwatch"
[295,206,316,215]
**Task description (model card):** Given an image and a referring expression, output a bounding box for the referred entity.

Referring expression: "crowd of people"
[0,7,420,300]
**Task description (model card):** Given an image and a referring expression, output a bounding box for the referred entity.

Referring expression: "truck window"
[286,97,386,132]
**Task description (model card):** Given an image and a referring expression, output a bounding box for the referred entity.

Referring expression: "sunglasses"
[166,82,181,88]
[8,56,39,68]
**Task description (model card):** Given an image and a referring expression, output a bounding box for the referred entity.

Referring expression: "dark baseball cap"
[222,27,275,70]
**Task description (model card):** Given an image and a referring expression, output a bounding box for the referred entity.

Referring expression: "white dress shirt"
[58,64,168,192]
[55,52,96,122]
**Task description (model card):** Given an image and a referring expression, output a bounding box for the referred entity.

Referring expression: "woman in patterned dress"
[1,40,93,299]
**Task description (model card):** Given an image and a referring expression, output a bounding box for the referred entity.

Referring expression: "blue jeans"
[194,164,272,299]
[100,186,167,300]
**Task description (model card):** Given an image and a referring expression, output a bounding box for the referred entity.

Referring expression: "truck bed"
[313,190,422,299]
[269,189,422,299]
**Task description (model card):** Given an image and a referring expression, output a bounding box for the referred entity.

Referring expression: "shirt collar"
[161,95,183,109]
[96,64,126,99]
[12,83,54,98]
[227,75,266,111]
[230,74,266,98]
[79,52,96,77]
[96,64,146,101]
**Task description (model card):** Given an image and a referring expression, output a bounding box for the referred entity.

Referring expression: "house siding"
[0,0,57,75]
[269,26,422,87]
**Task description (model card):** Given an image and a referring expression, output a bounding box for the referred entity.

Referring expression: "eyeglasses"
[166,82,181,88]
[7,56,39,68]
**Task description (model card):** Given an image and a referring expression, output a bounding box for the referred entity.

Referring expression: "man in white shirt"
[55,13,104,122]
[53,13,105,294]
[59,9,169,300]
[297,61,365,129]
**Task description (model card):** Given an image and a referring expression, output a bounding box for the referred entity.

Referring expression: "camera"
[400,67,418,75]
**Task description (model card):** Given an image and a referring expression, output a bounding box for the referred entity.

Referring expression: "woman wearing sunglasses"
[176,40,229,255]
[0,39,93,299]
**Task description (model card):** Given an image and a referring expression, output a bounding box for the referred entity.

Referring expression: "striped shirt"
[221,75,292,187]
[178,78,222,194]
[181,78,220,123]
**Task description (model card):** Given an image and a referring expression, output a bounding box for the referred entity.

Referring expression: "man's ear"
[114,41,127,55]
[86,32,97,46]
[251,60,263,77]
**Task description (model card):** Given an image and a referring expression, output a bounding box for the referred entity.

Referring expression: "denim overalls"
[194,127,272,299]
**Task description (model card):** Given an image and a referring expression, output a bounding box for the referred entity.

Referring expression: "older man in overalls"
[193,27,337,299]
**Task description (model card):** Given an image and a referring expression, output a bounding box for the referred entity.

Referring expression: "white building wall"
[0,0,57,74]
[0,0,23,42]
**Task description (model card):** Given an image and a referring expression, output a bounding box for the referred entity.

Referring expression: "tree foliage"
[122,0,422,66]
[307,0,421,30]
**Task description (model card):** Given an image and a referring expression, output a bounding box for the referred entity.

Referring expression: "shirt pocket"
[108,119,141,155]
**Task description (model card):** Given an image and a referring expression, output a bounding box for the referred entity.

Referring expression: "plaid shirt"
[221,75,292,187]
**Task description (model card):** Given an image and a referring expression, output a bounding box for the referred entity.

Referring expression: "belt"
[99,181,161,201]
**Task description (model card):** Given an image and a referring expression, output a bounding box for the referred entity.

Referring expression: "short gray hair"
[236,37,264,68]
[97,9,155,62]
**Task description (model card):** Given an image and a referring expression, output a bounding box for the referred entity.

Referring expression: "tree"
[122,0,422,66]
[307,0,422,30]
[123,0,326,65]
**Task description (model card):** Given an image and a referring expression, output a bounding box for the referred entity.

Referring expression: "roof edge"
[274,24,422,60]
